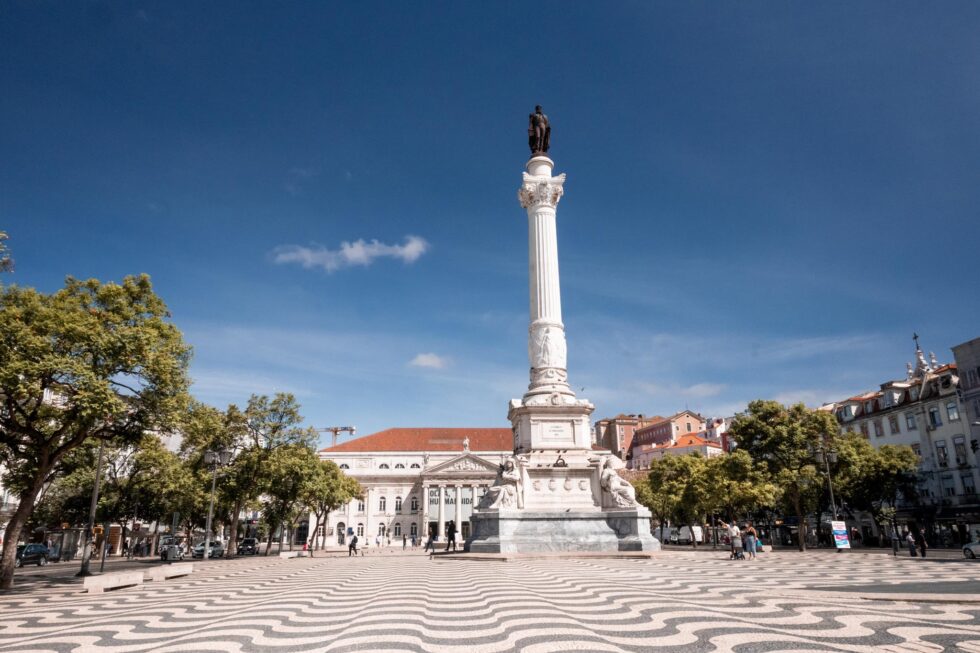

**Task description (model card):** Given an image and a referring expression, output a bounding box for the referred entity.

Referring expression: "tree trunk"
[794,495,806,551]
[228,499,242,559]
[689,522,698,549]
[309,513,319,551]
[264,526,275,556]
[0,479,46,590]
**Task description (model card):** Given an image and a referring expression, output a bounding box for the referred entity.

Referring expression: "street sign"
[831,520,850,549]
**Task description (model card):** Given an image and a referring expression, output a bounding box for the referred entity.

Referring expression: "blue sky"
[3,2,979,444]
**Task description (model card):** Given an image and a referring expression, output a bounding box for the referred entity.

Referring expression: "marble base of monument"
[466,508,661,554]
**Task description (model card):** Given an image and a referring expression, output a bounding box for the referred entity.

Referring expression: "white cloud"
[409,353,450,369]
[272,235,430,273]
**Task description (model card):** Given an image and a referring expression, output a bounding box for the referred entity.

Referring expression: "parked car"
[963,541,980,559]
[15,543,50,567]
[192,540,225,559]
[237,537,259,555]
[159,536,186,561]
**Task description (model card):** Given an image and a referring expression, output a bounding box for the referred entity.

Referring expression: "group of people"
[895,529,929,557]
[721,521,760,560]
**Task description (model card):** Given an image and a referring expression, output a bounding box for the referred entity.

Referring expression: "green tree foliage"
[645,454,711,544]
[301,460,361,550]
[834,432,918,531]
[260,444,322,554]
[0,231,12,273]
[728,400,838,551]
[0,275,190,589]
[704,449,780,523]
[221,394,316,555]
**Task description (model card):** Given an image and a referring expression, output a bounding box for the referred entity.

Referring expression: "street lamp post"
[810,441,840,551]
[76,438,106,577]
[203,449,233,560]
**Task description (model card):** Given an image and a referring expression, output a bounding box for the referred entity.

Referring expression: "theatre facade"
[311,428,512,545]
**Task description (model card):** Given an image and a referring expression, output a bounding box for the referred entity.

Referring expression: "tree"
[645,454,710,544]
[834,432,918,537]
[260,444,321,554]
[704,449,780,525]
[222,394,315,557]
[0,275,190,588]
[728,400,838,551]
[0,231,12,273]
[301,460,361,550]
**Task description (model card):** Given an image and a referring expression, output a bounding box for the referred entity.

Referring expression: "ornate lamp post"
[810,441,840,551]
[203,449,233,559]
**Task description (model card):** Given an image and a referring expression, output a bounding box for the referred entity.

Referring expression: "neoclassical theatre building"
[312,428,512,545]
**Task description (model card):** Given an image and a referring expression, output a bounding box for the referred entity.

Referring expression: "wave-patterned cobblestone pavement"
[1,551,979,652]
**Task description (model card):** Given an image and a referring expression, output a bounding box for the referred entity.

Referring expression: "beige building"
[313,428,511,546]
[823,342,978,543]
[629,411,705,468]
[632,433,723,469]
[592,414,660,460]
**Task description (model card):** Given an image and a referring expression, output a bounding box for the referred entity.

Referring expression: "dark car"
[237,537,259,555]
[15,543,50,567]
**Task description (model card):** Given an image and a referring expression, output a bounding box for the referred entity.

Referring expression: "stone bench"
[278,551,307,559]
[145,562,193,582]
[83,571,144,593]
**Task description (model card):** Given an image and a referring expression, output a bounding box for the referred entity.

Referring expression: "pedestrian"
[375,534,381,550]
[423,531,434,552]
[348,534,358,557]
[906,531,917,556]
[307,539,315,558]
[917,529,928,558]
[445,521,458,552]
[721,521,741,560]
[891,529,899,556]
[403,534,407,549]
[745,523,758,560]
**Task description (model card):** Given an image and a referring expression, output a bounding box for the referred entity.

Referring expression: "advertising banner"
[831,520,850,549]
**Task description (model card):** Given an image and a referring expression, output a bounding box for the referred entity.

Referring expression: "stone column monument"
[465,109,660,553]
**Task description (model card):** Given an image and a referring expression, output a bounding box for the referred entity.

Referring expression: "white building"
[313,428,511,546]
[952,337,980,458]
[632,433,723,469]
[823,343,978,543]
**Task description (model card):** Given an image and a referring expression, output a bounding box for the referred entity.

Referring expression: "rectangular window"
[928,406,942,428]
[947,401,960,422]
[906,413,917,431]
[911,443,921,457]
[942,475,956,497]
[962,474,977,495]
[888,415,900,435]
[936,440,948,467]
[873,420,884,437]
[974,399,980,419]
[860,422,869,438]
[954,436,967,464]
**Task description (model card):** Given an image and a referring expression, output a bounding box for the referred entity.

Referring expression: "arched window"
[395,496,403,512]
[410,463,420,469]
[394,522,402,536]
[357,500,365,512]
[410,496,419,511]
[378,524,385,536]
[410,522,418,537]
[339,463,349,469]
[357,523,364,536]
[379,463,390,470]
[395,463,405,469]
[379,496,387,512]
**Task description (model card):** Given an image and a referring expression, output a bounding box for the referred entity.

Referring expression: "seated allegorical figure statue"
[478,456,526,509]
[600,456,638,508]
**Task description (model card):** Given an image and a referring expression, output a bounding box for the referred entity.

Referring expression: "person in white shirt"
[721,521,742,559]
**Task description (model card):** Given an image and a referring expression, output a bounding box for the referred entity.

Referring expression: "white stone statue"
[930,352,939,369]
[600,457,638,508]
[479,455,527,509]
[463,436,470,451]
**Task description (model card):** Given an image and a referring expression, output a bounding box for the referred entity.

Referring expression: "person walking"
[917,529,928,558]
[348,534,358,557]
[721,521,741,560]
[906,531,917,557]
[423,530,434,553]
[402,534,407,550]
[306,539,315,558]
[891,529,900,556]
[745,523,758,560]
[445,521,458,552]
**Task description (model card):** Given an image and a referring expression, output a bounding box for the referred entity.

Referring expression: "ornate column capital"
[518,172,566,209]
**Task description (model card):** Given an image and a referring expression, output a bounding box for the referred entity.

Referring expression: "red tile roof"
[670,434,721,449]
[321,427,512,453]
